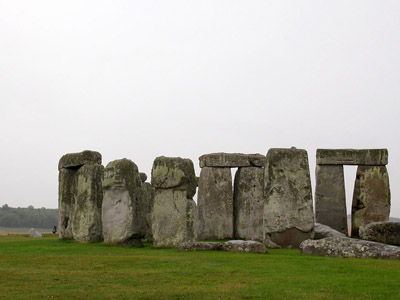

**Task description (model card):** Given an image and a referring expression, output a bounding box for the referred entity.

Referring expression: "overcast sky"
[1,1,399,217]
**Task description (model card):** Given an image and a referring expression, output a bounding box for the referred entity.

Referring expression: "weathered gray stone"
[139,172,147,183]
[58,150,102,170]
[263,148,314,248]
[314,223,346,240]
[223,240,267,254]
[316,149,388,165]
[141,182,155,241]
[247,154,266,167]
[264,238,281,249]
[199,153,251,168]
[351,166,390,237]
[197,167,233,240]
[29,228,42,238]
[102,159,145,246]
[152,189,197,247]
[179,242,224,251]
[300,237,400,260]
[233,167,264,241]
[315,165,347,234]
[359,221,400,246]
[58,168,75,239]
[151,156,197,198]
[71,164,104,242]
[151,157,197,248]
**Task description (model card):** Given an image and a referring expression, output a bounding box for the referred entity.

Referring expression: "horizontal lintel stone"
[316,149,388,165]
[58,150,102,170]
[199,153,265,168]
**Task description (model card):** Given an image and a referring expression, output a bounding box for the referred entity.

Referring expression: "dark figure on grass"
[52,226,57,234]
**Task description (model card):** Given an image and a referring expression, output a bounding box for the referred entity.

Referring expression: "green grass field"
[0,234,399,300]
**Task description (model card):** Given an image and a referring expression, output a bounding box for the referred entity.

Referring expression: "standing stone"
[315,165,347,234]
[58,150,104,242]
[72,163,104,242]
[102,159,145,246]
[151,157,197,247]
[141,181,155,241]
[352,166,390,237]
[197,167,233,240]
[58,168,76,239]
[263,148,314,248]
[233,167,264,241]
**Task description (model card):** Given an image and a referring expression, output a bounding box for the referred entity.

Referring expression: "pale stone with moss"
[316,149,388,165]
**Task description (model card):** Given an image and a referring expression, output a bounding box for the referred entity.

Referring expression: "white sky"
[0,1,399,217]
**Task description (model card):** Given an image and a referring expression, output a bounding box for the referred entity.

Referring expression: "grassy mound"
[0,234,399,299]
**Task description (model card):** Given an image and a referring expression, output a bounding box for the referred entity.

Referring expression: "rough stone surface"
[71,164,104,242]
[141,182,155,241]
[263,148,314,248]
[315,165,347,234]
[199,153,251,168]
[58,168,75,239]
[314,223,346,240]
[351,166,390,237]
[223,240,267,254]
[197,167,233,240]
[139,172,147,183]
[29,228,42,238]
[264,238,281,249]
[300,237,400,259]
[233,167,264,241]
[152,189,197,247]
[179,242,224,251]
[247,154,266,167]
[58,150,102,170]
[316,149,388,165]
[359,221,400,246]
[102,159,145,245]
[151,156,197,198]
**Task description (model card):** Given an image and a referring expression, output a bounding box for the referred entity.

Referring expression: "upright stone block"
[197,167,234,239]
[263,148,314,248]
[233,167,264,241]
[72,164,104,242]
[58,150,104,242]
[315,165,347,234]
[102,159,145,245]
[141,181,155,241]
[351,166,390,237]
[151,157,197,247]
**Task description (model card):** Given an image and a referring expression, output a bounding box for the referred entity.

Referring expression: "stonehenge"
[58,148,394,254]
[315,149,390,237]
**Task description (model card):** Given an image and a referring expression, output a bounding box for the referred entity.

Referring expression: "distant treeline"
[0,204,58,228]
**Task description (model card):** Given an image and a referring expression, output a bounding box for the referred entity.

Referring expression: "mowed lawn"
[0,235,399,300]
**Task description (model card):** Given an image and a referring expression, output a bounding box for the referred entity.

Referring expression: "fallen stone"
[300,237,400,259]
[102,159,145,245]
[197,167,233,240]
[29,228,42,238]
[264,238,281,249]
[359,221,400,246]
[314,223,347,240]
[151,156,197,198]
[223,240,267,254]
[71,163,104,242]
[199,153,250,168]
[263,148,314,248]
[179,242,224,251]
[315,165,348,234]
[58,150,102,170]
[316,149,388,165]
[351,165,390,237]
[233,167,264,241]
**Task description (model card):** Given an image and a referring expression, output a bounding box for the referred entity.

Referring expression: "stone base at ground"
[359,221,400,246]
[179,242,224,251]
[300,237,400,259]
[314,223,346,240]
[267,228,314,248]
[29,228,42,238]
[223,240,267,253]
